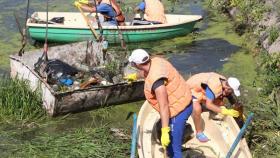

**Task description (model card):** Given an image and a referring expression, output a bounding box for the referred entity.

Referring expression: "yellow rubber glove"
[161,127,170,149]
[220,106,240,117]
[78,0,89,4]
[73,1,82,8]
[123,73,137,83]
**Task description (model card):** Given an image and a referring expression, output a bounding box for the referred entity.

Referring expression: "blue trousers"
[167,102,193,158]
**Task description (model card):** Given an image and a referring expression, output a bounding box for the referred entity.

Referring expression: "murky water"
[0,0,247,156]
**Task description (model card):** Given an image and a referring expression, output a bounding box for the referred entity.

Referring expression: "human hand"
[161,127,170,149]
[221,106,240,117]
[78,0,89,4]
[73,1,82,8]
[123,73,137,83]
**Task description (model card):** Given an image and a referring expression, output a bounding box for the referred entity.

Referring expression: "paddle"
[108,0,127,50]
[77,5,100,41]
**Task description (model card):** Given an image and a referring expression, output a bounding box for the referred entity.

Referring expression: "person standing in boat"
[124,49,193,158]
[133,0,167,24]
[74,0,125,26]
[186,72,241,142]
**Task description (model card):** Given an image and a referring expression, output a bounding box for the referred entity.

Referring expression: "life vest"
[144,0,167,24]
[101,0,125,25]
[144,57,192,118]
[186,72,227,103]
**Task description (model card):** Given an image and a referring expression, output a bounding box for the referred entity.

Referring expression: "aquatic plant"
[0,76,45,122]
[268,27,279,45]
[0,124,130,158]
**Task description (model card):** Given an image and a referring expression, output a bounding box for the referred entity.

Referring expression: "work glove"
[220,106,240,117]
[78,0,89,4]
[161,127,170,149]
[123,73,137,83]
[73,1,82,8]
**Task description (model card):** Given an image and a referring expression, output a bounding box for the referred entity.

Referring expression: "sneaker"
[196,132,209,142]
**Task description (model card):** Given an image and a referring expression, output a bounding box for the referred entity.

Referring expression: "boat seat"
[131,19,162,26]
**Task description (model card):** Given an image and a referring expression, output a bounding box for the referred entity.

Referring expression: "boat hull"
[28,21,197,43]
[9,42,145,116]
[27,12,202,43]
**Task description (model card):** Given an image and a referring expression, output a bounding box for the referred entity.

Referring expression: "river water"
[0,0,246,156]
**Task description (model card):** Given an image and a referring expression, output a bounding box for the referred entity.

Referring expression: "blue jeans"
[167,102,193,158]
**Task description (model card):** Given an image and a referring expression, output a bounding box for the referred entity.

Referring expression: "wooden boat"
[27,12,202,43]
[137,101,252,158]
[9,41,145,116]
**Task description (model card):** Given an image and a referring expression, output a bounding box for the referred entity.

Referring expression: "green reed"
[0,76,45,121]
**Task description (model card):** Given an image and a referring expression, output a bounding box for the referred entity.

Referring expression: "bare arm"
[134,6,141,13]
[205,98,222,113]
[154,84,170,128]
[80,4,97,13]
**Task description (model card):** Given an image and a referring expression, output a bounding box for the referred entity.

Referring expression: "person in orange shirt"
[134,0,167,24]
[124,49,192,158]
[186,72,241,142]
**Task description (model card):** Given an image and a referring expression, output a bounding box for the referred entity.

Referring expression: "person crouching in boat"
[186,72,241,142]
[124,49,193,158]
[74,0,125,26]
[133,0,167,25]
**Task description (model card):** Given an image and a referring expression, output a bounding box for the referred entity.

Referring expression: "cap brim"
[233,90,240,97]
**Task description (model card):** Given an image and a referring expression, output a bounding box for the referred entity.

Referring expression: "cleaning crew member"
[74,0,125,26]
[124,49,192,158]
[134,0,167,24]
[186,72,241,142]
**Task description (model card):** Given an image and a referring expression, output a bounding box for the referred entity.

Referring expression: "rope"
[43,0,49,61]
[17,0,30,56]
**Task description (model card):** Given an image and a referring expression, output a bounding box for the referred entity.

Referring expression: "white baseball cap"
[128,49,150,64]
[227,77,241,96]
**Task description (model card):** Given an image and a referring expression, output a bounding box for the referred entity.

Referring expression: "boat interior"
[137,101,252,158]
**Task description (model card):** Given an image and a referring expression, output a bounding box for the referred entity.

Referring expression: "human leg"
[167,103,193,158]
[192,101,209,142]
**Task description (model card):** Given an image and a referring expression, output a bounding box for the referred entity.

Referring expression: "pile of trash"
[34,41,136,92]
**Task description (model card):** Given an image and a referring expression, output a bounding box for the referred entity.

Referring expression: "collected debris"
[33,41,137,92]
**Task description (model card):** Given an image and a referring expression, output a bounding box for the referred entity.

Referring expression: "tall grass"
[0,76,45,122]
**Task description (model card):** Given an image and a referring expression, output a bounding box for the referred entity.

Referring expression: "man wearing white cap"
[186,72,241,142]
[125,49,193,158]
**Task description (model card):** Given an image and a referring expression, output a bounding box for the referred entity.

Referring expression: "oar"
[130,113,137,158]
[226,112,254,158]
[109,0,127,50]
[77,5,100,41]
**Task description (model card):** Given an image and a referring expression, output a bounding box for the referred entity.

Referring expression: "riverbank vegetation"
[208,0,280,157]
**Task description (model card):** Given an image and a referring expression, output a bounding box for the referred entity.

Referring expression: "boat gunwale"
[27,12,203,30]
